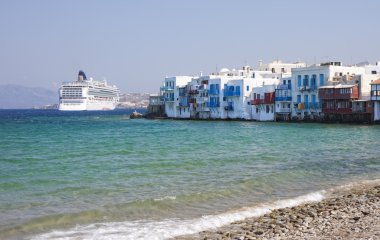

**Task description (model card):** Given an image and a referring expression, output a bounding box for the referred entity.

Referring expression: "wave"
[31,191,325,240]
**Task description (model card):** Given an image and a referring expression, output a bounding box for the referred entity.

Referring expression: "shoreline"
[145,116,379,124]
[175,180,380,240]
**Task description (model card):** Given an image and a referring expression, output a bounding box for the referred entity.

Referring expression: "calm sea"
[0,109,379,239]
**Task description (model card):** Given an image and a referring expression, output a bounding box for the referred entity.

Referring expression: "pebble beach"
[175,181,380,240]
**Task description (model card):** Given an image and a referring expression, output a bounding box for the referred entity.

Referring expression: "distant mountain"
[0,84,57,109]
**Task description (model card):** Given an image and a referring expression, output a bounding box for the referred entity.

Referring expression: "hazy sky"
[0,0,379,93]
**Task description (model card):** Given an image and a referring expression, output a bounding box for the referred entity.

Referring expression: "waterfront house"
[161,76,193,118]
[371,78,380,122]
[291,62,365,120]
[251,84,277,121]
[274,77,292,121]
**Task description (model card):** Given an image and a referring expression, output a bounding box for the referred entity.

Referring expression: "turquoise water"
[0,110,379,239]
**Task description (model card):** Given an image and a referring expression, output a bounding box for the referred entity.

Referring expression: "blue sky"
[0,0,379,93]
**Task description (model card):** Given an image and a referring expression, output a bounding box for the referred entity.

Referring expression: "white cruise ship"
[59,71,120,111]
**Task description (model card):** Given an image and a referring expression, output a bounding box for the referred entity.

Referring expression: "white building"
[162,76,193,118]
[221,78,252,119]
[291,62,365,120]
[249,70,283,121]
[207,76,230,119]
[258,60,306,74]
[274,77,293,121]
[371,78,380,121]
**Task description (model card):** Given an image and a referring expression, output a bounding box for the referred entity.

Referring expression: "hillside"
[0,85,57,109]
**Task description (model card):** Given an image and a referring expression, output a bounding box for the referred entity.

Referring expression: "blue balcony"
[206,102,220,108]
[224,105,234,111]
[309,85,317,91]
[277,84,291,90]
[224,90,240,97]
[164,97,175,102]
[179,102,190,107]
[160,86,174,91]
[275,96,292,101]
[303,102,321,109]
[209,89,220,95]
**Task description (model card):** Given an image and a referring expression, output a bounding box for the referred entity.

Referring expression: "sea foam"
[31,191,325,240]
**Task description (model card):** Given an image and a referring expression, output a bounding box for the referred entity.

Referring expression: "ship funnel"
[78,70,87,81]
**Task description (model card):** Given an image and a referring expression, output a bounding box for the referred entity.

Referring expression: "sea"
[0,109,379,239]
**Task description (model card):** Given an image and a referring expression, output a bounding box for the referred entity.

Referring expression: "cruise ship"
[59,71,120,111]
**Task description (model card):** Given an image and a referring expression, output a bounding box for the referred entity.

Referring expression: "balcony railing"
[160,86,175,91]
[188,89,199,95]
[277,84,291,90]
[296,102,321,110]
[164,97,175,102]
[179,102,189,107]
[224,105,234,111]
[251,99,264,105]
[206,102,220,108]
[305,102,321,109]
[209,89,220,95]
[224,90,240,97]
[299,85,317,92]
[275,108,291,113]
[275,96,292,101]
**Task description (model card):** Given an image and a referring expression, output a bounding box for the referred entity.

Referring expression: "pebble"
[174,183,380,240]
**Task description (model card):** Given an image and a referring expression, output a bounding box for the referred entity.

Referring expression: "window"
[246,85,249,91]
[281,68,286,73]
[372,71,377,74]
[312,95,316,106]
[271,105,274,113]
[252,73,255,78]
[256,107,259,113]
[311,75,317,87]
[303,75,309,86]
[297,75,302,87]
[297,95,301,103]
[319,74,324,86]
[254,93,256,99]
[266,105,270,113]
[271,68,275,73]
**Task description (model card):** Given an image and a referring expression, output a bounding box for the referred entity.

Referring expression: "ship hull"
[59,99,117,111]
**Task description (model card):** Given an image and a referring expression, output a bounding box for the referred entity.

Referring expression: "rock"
[130,111,143,119]
[308,211,316,218]
[254,230,264,235]
[362,211,370,215]
[352,216,360,221]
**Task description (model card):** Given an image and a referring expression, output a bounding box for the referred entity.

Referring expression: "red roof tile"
[371,78,380,84]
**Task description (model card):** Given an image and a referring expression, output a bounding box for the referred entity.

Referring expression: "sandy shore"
[175,181,380,240]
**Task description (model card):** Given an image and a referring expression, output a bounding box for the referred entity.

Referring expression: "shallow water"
[0,110,379,239]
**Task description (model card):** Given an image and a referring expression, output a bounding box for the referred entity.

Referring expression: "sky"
[0,0,379,93]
